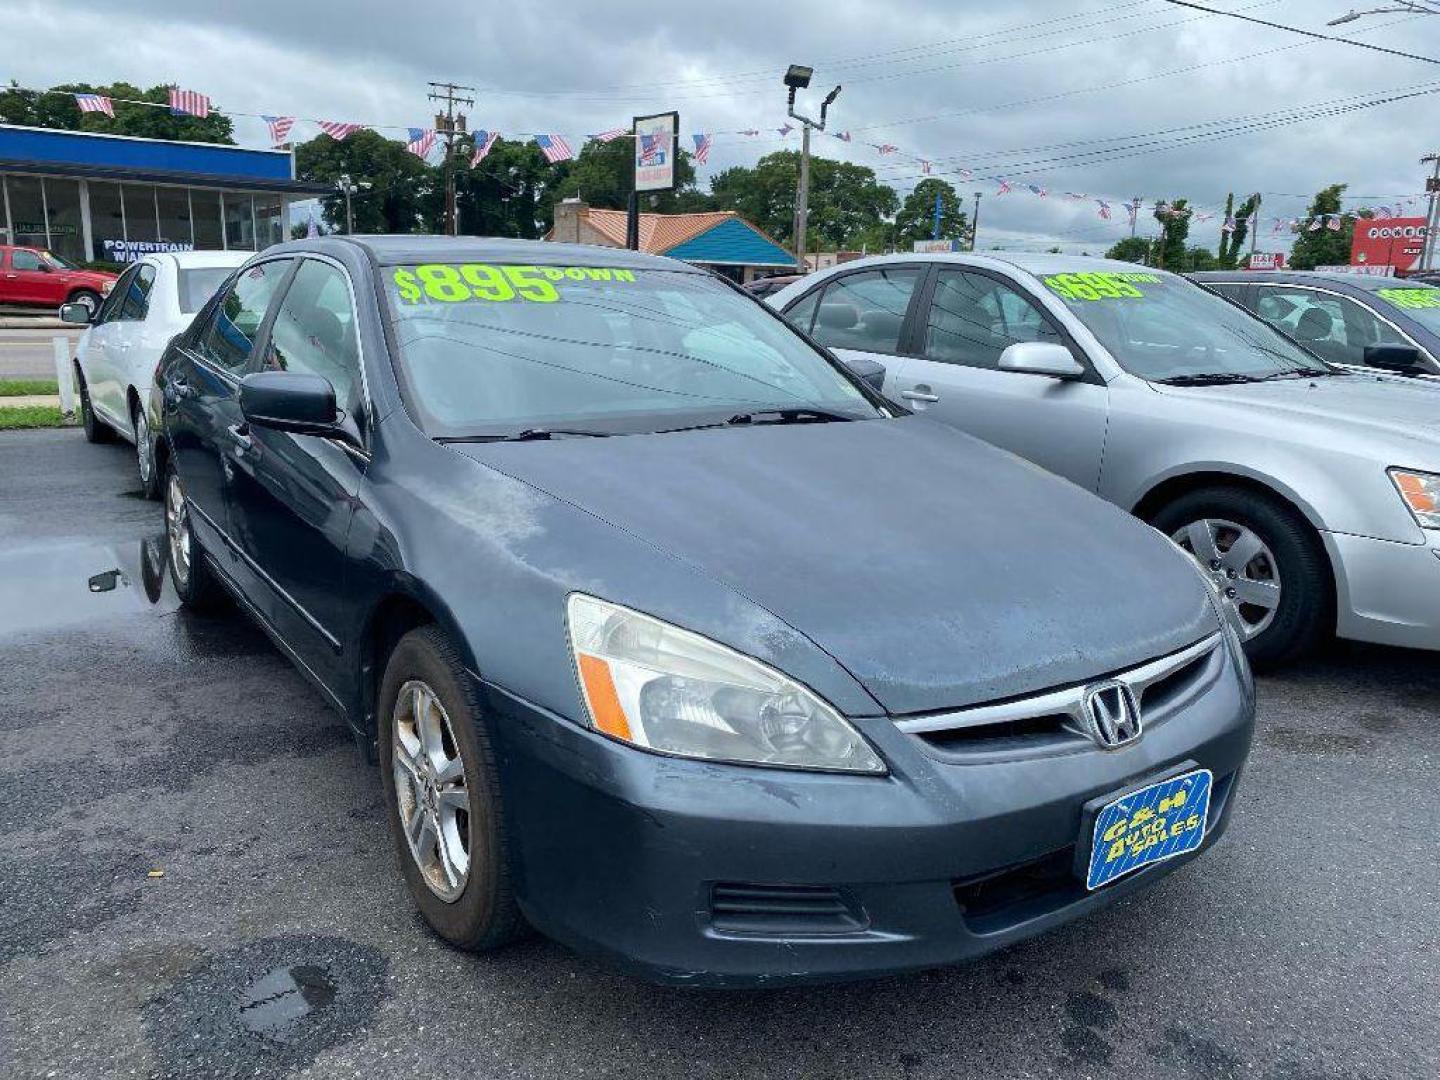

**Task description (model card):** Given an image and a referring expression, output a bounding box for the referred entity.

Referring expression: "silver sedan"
[769,253,1440,665]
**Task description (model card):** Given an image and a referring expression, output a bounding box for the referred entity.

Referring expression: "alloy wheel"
[392,679,471,903]
[1172,518,1282,641]
[165,473,192,588]
[135,408,152,485]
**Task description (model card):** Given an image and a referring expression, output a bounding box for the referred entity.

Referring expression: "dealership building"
[0,124,328,263]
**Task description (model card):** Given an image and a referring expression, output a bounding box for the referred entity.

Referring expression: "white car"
[65,251,251,497]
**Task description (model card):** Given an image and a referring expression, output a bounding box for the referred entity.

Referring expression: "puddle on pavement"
[238,965,339,1043]
[0,534,180,637]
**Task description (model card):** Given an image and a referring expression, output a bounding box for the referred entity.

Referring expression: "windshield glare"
[384,262,875,437]
[1038,269,1328,381]
[178,267,236,313]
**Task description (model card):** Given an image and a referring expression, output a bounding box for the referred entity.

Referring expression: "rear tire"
[378,625,524,952]
[75,363,113,444]
[164,464,225,611]
[132,396,161,500]
[1151,485,1332,668]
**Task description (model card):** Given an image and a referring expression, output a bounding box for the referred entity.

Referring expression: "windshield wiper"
[725,407,858,425]
[437,428,613,443]
[1156,372,1263,386]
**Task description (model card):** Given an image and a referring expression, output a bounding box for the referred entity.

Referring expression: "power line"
[1161,0,1440,64]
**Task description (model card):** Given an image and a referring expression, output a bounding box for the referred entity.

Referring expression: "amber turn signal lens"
[576,653,633,741]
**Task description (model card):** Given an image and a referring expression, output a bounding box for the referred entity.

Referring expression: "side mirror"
[239,371,340,436]
[839,354,887,394]
[59,302,93,325]
[1363,344,1423,373]
[998,341,1085,379]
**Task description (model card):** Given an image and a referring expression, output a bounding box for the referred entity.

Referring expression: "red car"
[0,245,117,318]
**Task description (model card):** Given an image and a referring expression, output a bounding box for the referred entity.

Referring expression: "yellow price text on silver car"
[1042,271,1160,301]
[391,263,638,305]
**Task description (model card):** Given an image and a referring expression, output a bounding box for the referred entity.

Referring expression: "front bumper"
[1326,530,1440,651]
[481,643,1254,988]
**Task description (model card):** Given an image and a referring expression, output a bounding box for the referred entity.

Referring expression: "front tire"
[75,363,113,444]
[164,464,225,611]
[378,625,523,952]
[1152,486,1332,667]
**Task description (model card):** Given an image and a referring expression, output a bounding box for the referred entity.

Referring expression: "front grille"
[896,632,1223,761]
[708,883,868,936]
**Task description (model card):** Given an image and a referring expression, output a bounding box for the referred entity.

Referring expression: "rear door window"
[807,267,922,354]
[195,260,291,373]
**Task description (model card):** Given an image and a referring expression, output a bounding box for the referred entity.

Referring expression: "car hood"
[1154,371,1440,443]
[455,417,1216,716]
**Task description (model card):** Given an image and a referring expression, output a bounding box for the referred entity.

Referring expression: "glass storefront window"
[5,175,48,249]
[43,178,85,262]
[254,197,285,249]
[223,192,255,250]
[89,181,126,261]
[193,190,223,250]
[123,185,158,241]
[155,186,193,248]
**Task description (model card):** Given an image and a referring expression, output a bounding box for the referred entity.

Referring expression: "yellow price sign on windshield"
[1043,271,1160,301]
[391,263,637,305]
[1375,287,1440,310]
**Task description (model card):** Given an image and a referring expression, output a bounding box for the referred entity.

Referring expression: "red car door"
[5,248,64,306]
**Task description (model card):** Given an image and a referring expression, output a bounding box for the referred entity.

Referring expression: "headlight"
[1390,468,1440,529]
[566,594,886,774]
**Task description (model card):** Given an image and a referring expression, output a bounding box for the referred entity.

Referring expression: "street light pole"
[1420,153,1440,271]
[338,173,357,234]
[970,191,982,250]
[783,65,840,271]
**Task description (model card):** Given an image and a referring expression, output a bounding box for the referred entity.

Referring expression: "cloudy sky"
[5,0,1438,253]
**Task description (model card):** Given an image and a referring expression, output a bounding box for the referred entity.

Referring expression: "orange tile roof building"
[549,199,797,282]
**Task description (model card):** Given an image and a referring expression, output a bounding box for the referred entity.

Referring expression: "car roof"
[280,234,706,272]
[798,250,1174,280]
[164,250,252,269]
[1189,270,1411,291]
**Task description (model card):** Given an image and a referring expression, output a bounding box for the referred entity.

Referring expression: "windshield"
[178,267,235,313]
[42,251,77,270]
[1038,269,1329,382]
[1365,284,1440,336]
[383,262,877,437]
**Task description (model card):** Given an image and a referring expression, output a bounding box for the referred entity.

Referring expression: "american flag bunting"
[75,93,114,117]
[691,132,712,164]
[920,160,931,174]
[168,87,210,118]
[1097,200,1112,220]
[876,143,898,155]
[996,179,1012,194]
[406,128,436,159]
[832,130,852,142]
[777,123,794,137]
[591,128,627,143]
[470,130,500,167]
[318,121,364,140]
[534,134,573,163]
[263,115,295,145]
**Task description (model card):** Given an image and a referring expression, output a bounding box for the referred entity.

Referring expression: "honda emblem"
[1081,681,1143,749]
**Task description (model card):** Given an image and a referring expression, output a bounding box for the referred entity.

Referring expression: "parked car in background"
[743,273,804,299]
[65,250,250,497]
[0,244,115,317]
[153,236,1253,986]
[769,254,1440,665]
[1192,270,1440,377]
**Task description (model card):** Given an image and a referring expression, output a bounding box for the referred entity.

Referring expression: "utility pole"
[783,65,840,270]
[970,191,982,250]
[1249,192,1262,265]
[337,173,357,234]
[428,81,475,237]
[1130,196,1143,238]
[1420,153,1440,271]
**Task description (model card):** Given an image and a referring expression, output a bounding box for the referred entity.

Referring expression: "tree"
[0,80,234,143]
[295,129,433,234]
[546,135,705,217]
[453,139,560,238]
[710,151,899,251]
[1105,236,1152,264]
[1153,198,1191,271]
[1217,192,1260,269]
[894,179,967,247]
[1185,246,1219,271]
[1288,183,1353,270]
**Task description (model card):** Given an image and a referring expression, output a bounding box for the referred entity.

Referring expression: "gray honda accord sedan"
[158,237,1253,986]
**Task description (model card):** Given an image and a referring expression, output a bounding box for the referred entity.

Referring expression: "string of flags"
[48,86,1431,235]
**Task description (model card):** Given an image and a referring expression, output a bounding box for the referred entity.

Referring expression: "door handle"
[227,423,254,455]
[901,388,940,403]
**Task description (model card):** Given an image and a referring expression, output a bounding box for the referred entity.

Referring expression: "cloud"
[4,0,1435,253]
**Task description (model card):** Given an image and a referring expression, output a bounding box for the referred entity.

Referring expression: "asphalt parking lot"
[1,426,1437,1080]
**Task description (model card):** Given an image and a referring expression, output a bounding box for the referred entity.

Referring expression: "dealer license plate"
[1086,769,1212,890]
